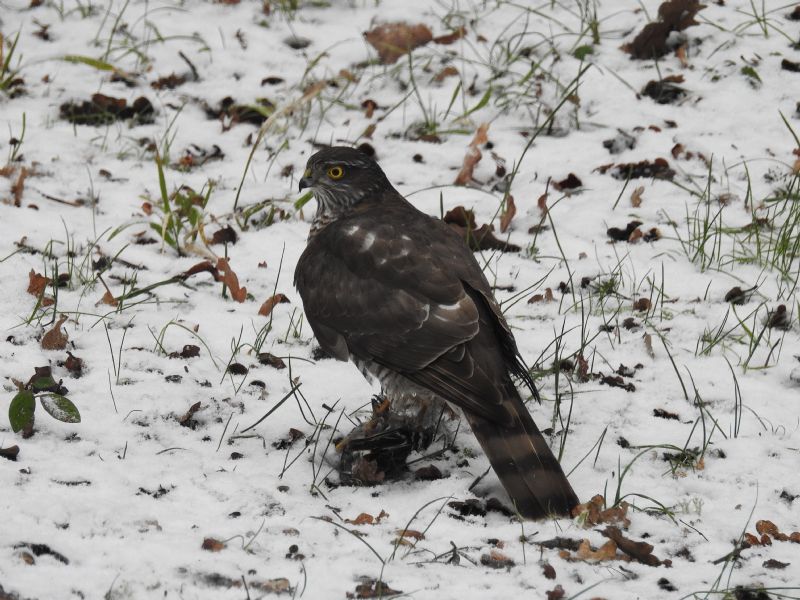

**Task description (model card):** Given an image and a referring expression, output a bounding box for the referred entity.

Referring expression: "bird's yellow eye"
[327,166,344,180]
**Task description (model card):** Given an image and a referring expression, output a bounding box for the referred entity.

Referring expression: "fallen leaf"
[347,579,401,599]
[100,290,118,306]
[395,529,424,540]
[623,0,706,59]
[361,99,378,118]
[542,562,556,579]
[454,123,489,185]
[755,520,779,537]
[546,585,566,600]
[11,166,29,206]
[0,445,20,461]
[537,192,548,217]
[363,22,433,64]
[433,26,466,45]
[216,258,247,302]
[571,495,631,529]
[210,225,238,245]
[480,549,515,569]
[643,333,655,358]
[499,195,516,233]
[201,537,226,552]
[64,351,84,376]
[433,65,459,82]
[576,539,618,561]
[602,526,670,566]
[553,173,582,191]
[178,401,202,427]
[257,352,286,369]
[27,270,49,297]
[630,186,644,207]
[258,293,290,317]
[41,315,69,350]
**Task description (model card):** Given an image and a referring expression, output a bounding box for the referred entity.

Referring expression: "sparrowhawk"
[293,146,579,519]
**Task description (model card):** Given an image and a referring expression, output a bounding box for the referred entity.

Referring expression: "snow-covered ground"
[1,1,799,598]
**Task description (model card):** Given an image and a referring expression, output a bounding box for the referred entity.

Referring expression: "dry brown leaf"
[433,26,466,45]
[27,270,49,297]
[575,539,617,562]
[675,44,688,67]
[499,195,516,233]
[395,529,424,540]
[100,290,118,306]
[643,333,655,358]
[471,122,489,147]
[346,510,387,525]
[433,65,459,83]
[201,537,226,552]
[363,22,433,64]
[572,494,631,529]
[11,167,29,207]
[630,186,644,207]
[216,258,247,302]
[602,526,670,566]
[537,192,548,218]
[454,123,490,185]
[41,315,69,350]
[756,520,780,537]
[258,293,289,317]
[454,147,482,186]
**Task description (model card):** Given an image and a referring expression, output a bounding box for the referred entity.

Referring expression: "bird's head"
[298,146,390,218]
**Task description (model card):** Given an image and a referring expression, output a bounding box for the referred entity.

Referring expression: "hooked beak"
[298,169,313,192]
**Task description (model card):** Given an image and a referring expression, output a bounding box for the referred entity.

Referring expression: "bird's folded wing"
[294,207,516,423]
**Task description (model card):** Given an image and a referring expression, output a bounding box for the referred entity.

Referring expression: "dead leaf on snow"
[571,494,631,529]
[100,290,118,306]
[26,271,48,295]
[602,526,671,566]
[575,539,618,562]
[499,195,516,233]
[201,537,226,552]
[346,510,388,525]
[454,123,489,185]
[433,26,466,45]
[537,192,548,218]
[433,65,459,83]
[216,258,247,302]
[363,22,433,64]
[347,578,401,599]
[631,186,644,207]
[41,315,69,350]
[258,293,290,317]
[480,549,515,569]
[11,167,29,207]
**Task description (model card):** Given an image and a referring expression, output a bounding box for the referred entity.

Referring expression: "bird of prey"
[293,146,579,519]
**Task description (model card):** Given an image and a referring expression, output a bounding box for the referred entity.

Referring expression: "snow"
[1,0,799,598]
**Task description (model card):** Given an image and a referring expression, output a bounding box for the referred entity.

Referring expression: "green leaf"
[63,55,116,72]
[9,390,35,433]
[740,66,761,83]
[294,191,314,211]
[462,86,492,118]
[573,45,594,60]
[39,393,81,424]
[30,375,57,392]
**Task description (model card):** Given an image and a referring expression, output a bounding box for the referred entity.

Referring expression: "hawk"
[294,146,579,519]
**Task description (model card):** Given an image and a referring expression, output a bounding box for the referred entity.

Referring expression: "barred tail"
[464,393,579,519]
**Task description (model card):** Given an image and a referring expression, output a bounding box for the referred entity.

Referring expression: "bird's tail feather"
[463,393,578,519]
